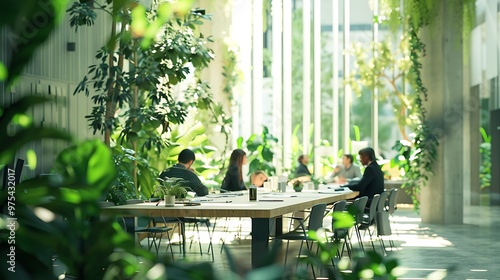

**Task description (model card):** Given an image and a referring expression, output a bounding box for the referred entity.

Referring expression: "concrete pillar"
[419,0,464,224]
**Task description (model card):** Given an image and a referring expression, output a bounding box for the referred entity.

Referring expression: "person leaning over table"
[343,147,384,207]
[159,148,209,197]
[294,154,312,177]
[250,170,268,187]
[221,149,248,191]
[329,154,362,183]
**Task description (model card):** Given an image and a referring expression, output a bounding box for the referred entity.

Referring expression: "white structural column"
[420,0,464,224]
[302,0,311,154]
[332,0,340,164]
[252,0,264,134]
[372,0,379,154]
[313,0,321,176]
[282,0,292,171]
[271,0,283,173]
[233,0,253,141]
[342,0,351,153]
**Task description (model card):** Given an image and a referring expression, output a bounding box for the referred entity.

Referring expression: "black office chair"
[275,203,327,278]
[125,199,174,258]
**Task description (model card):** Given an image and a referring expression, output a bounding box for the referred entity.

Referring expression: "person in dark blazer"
[221,149,247,191]
[294,154,312,177]
[345,147,384,207]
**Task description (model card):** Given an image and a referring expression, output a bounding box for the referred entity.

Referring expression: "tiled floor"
[166,205,500,279]
[53,204,500,279]
[391,205,500,280]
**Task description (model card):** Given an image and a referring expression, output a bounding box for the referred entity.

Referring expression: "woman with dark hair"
[221,149,247,191]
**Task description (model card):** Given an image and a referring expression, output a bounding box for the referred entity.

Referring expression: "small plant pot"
[293,185,303,192]
[164,195,175,207]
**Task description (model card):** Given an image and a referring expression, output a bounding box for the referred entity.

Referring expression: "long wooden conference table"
[101,188,358,268]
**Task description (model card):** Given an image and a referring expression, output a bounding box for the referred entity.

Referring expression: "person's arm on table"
[186,172,209,196]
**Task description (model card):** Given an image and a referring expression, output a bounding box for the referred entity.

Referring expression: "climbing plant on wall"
[380,0,475,210]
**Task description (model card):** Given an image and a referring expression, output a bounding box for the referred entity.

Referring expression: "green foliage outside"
[480,127,491,189]
[347,35,417,143]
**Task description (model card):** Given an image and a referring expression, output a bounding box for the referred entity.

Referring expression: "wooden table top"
[101,190,358,218]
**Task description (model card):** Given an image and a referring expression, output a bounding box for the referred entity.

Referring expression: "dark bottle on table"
[249,185,257,201]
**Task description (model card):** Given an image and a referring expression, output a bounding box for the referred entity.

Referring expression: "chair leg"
[368,227,376,251]
[205,220,215,261]
[353,226,365,253]
[304,240,316,279]
[165,230,175,261]
[378,237,388,256]
[390,214,399,237]
[283,240,291,267]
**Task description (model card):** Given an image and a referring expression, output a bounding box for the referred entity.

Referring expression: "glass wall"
[231,0,444,176]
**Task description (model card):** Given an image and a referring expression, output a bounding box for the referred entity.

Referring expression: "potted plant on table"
[292,180,304,192]
[310,174,324,190]
[154,178,189,206]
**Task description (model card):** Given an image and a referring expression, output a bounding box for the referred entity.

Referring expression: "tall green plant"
[69,0,216,196]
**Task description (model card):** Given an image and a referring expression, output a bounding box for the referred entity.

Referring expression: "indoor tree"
[347,34,417,142]
[68,0,217,198]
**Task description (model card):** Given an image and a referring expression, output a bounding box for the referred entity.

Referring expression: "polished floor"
[53,203,500,279]
[158,204,500,280]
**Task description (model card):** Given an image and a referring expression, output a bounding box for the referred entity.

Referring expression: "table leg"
[181,223,186,258]
[251,218,270,268]
[275,216,283,236]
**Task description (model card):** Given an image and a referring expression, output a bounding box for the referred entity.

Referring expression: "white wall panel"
[1,6,110,176]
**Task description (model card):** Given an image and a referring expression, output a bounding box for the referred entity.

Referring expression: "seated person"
[294,154,311,177]
[159,149,209,197]
[328,154,362,183]
[250,170,268,187]
[344,147,384,207]
[221,149,248,191]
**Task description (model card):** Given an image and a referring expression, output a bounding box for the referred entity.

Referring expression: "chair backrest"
[387,189,398,214]
[377,191,389,212]
[349,196,368,224]
[331,200,347,231]
[333,200,347,213]
[307,203,327,231]
[367,194,380,224]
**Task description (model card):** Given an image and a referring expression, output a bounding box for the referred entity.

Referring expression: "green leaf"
[53,140,117,194]
[0,62,7,81]
[130,5,147,38]
[26,149,37,170]
[331,212,354,229]
[261,147,273,162]
[236,137,243,149]
[175,122,205,146]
